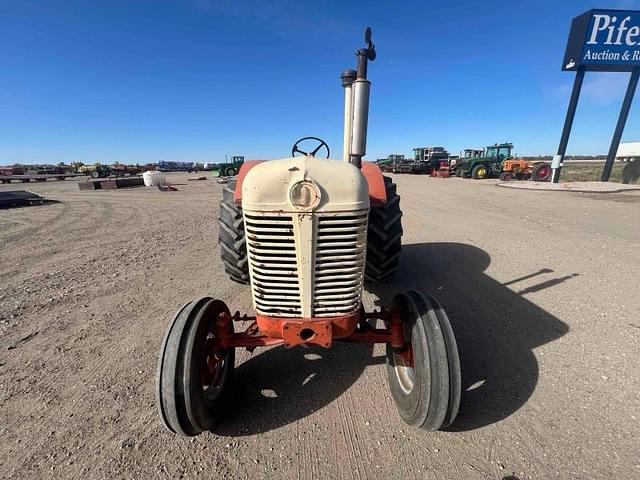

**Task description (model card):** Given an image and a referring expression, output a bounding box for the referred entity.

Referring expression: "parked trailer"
[0,173,83,184]
[0,190,47,209]
[616,141,640,162]
[78,177,144,190]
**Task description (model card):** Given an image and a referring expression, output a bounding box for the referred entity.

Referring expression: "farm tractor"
[79,163,112,178]
[213,156,245,177]
[457,143,513,179]
[156,28,461,437]
[500,159,551,182]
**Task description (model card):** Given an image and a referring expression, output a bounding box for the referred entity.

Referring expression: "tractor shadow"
[367,242,570,431]
[215,343,382,436]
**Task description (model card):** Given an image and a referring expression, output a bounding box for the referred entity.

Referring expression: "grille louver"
[313,214,367,316]
[245,214,302,316]
[244,210,368,318]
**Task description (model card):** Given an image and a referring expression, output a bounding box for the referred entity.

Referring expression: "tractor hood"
[241,156,369,213]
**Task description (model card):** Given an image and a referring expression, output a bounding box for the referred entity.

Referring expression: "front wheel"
[387,291,461,431]
[156,298,235,436]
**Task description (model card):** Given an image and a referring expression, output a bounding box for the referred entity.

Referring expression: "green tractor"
[213,156,244,177]
[457,143,513,179]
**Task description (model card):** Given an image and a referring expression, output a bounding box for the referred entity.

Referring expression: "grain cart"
[156,28,461,437]
[458,143,513,179]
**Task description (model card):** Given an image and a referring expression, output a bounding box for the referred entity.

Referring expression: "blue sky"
[2,0,640,164]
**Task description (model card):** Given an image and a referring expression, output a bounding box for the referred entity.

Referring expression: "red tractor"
[156,28,461,436]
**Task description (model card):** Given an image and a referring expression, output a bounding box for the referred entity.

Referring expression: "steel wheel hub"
[393,351,416,394]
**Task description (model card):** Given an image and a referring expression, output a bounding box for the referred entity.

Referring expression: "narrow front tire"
[387,291,461,431]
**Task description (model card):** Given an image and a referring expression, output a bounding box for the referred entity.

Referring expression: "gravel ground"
[0,173,638,479]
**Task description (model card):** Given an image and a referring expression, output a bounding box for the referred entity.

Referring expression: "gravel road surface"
[1,173,638,479]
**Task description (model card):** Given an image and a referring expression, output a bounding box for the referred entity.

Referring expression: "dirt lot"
[1,173,638,479]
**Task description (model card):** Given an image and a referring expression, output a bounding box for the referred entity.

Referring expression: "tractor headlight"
[289,181,320,209]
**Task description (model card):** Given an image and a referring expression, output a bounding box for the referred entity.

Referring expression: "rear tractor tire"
[218,180,249,284]
[471,164,488,179]
[387,291,461,431]
[531,163,551,182]
[365,176,403,283]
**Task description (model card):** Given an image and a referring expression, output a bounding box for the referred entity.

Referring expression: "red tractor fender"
[233,160,387,206]
[233,160,266,202]
[361,162,387,207]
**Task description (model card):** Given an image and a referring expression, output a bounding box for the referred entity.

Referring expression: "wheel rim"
[393,349,416,394]
[183,299,233,431]
[477,167,486,178]
[538,166,549,178]
[201,332,230,401]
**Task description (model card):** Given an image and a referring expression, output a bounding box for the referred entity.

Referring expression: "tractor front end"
[242,156,368,345]
[156,28,462,438]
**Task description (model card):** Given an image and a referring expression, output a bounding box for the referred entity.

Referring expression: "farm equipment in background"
[413,146,450,172]
[409,161,432,174]
[0,165,26,176]
[111,163,143,177]
[452,149,483,176]
[457,143,513,179]
[212,156,245,177]
[376,154,435,174]
[79,163,112,178]
[156,27,461,438]
[500,159,552,181]
[432,160,452,177]
[376,154,405,173]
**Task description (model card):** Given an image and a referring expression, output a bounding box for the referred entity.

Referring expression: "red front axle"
[215,309,406,352]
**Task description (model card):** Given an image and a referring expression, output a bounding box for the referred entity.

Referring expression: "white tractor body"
[242,156,369,318]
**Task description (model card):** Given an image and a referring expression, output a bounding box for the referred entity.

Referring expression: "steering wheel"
[291,137,330,159]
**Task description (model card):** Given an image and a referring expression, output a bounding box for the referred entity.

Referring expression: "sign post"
[602,68,640,181]
[555,9,640,182]
[552,67,585,183]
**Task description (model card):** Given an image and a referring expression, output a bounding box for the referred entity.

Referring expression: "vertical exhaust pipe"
[350,76,371,168]
[341,70,356,162]
[342,27,376,168]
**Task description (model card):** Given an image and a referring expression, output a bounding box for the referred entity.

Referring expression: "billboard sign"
[563,9,640,71]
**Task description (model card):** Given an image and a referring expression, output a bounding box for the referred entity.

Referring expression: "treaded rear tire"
[471,164,488,179]
[365,176,403,283]
[218,180,249,284]
[531,162,551,182]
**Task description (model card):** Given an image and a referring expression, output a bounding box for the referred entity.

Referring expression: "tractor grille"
[313,213,368,316]
[245,213,302,316]
[244,210,368,318]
